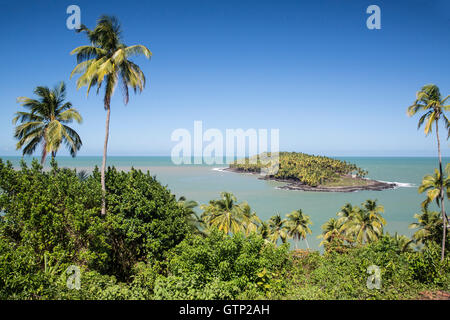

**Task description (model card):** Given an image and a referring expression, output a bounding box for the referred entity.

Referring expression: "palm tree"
[13,82,82,164]
[267,214,288,245]
[362,199,384,216]
[258,221,271,243]
[390,232,414,253]
[200,192,242,234]
[286,209,312,249]
[343,200,386,244]
[77,170,89,181]
[336,203,360,242]
[407,84,450,260]
[418,168,450,209]
[239,202,261,236]
[418,168,450,258]
[336,203,355,225]
[318,217,344,247]
[178,196,205,236]
[71,15,152,215]
[409,208,442,246]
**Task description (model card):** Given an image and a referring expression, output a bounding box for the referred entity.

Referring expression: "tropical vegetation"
[230,152,368,187]
[407,84,450,260]
[285,209,312,249]
[0,159,449,300]
[70,15,152,215]
[4,12,450,301]
[317,200,386,252]
[13,82,82,164]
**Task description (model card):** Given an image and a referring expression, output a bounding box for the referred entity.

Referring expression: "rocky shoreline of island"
[223,167,397,192]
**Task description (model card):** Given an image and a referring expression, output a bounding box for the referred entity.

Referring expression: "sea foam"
[378,180,416,188]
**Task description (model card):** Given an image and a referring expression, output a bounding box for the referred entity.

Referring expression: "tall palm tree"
[71,15,152,215]
[13,82,82,164]
[409,208,443,246]
[200,192,242,234]
[286,209,312,249]
[407,84,450,260]
[343,200,386,245]
[239,202,261,236]
[267,214,288,245]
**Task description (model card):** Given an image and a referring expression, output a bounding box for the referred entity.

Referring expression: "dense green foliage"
[0,158,449,300]
[229,152,368,187]
[153,230,290,299]
[0,158,190,298]
[279,237,449,300]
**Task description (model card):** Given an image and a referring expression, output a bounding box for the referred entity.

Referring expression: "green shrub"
[0,158,191,298]
[100,166,191,278]
[0,238,54,299]
[406,242,450,287]
[153,230,290,299]
[280,236,439,300]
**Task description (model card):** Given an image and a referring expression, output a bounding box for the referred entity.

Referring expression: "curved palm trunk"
[41,150,47,165]
[436,120,446,261]
[304,237,310,249]
[101,105,111,216]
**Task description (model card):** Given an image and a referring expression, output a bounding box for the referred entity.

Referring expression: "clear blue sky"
[0,0,449,157]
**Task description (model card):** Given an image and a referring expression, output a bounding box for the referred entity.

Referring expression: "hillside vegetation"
[0,159,448,300]
[229,152,368,187]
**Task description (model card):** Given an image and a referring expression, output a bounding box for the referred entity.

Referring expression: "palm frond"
[59,109,83,123]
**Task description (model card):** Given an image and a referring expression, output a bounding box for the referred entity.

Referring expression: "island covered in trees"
[227,152,396,192]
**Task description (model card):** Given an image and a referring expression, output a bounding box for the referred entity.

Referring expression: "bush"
[281,236,436,300]
[406,242,450,288]
[0,158,191,299]
[0,238,54,299]
[153,230,290,299]
[101,166,191,278]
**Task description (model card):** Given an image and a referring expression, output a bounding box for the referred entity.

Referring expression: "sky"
[0,0,449,157]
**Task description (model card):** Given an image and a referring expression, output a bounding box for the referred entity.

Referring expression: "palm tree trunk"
[436,120,446,261]
[101,105,111,216]
[41,150,47,165]
[305,237,310,249]
[41,141,47,165]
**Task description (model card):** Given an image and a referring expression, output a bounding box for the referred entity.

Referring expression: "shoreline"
[224,167,397,192]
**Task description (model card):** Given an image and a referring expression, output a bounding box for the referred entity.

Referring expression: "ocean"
[1,156,448,251]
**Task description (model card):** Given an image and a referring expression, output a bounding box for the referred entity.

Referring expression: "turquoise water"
[1,156,448,251]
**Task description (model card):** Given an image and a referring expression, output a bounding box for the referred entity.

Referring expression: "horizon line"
[1,155,449,158]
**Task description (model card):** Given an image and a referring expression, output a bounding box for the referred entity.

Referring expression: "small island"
[227,152,396,192]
